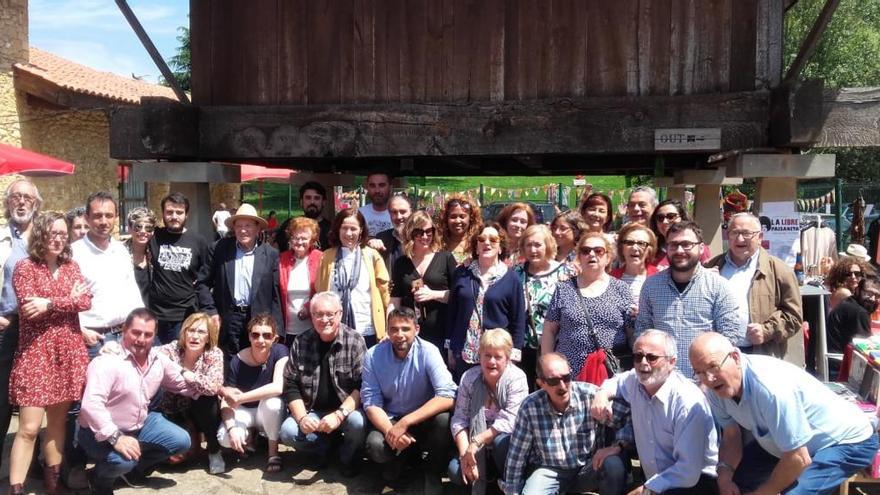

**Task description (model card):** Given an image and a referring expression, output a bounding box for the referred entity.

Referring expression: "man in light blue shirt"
[362,308,456,495]
[593,330,719,494]
[690,332,877,495]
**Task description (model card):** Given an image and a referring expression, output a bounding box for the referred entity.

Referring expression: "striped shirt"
[636,265,744,375]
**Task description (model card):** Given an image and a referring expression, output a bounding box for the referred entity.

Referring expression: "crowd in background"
[0,172,876,495]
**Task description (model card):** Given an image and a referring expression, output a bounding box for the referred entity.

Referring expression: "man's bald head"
[689,332,743,400]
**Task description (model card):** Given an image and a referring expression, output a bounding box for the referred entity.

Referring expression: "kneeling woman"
[158,313,225,474]
[217,314,288,473]
[448,329,528,493]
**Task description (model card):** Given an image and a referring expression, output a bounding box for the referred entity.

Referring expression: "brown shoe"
[42,463,68,495]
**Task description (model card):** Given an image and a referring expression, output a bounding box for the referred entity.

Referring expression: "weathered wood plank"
[277,0,309,104]
[352,0,375,103]
[110,91,771,161]
[729,0,758,91]
[338,0,356,103]
[244,0,278,104]
[189,0,212,105]
[307,2,340,104]
[425,0,445,101]
[782,86,880,147]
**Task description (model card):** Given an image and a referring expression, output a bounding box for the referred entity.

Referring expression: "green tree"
[785,0,880,182]
[162,26,191,92]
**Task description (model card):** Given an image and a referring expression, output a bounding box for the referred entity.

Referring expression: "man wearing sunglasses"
[636,221,743,375]
[689,332,877,495]
[705,213,804,366]
[503,353,629,495]
[592,330,719,494]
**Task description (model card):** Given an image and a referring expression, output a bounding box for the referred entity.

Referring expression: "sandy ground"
[0,416,441,495]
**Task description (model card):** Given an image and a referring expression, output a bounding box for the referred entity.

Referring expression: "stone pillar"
[170,182,214,241]
[754,177,797,215]
[694,184,723,255]
[667,186,688,204]
[0,0,27,147]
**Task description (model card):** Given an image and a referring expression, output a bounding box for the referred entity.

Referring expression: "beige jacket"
[706,248,805,367]
[316,246,390,340]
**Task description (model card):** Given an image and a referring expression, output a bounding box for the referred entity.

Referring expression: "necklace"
[250,348,270,371]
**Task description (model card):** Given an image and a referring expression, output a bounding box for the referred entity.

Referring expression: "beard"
[670,254,700,273]
[637,367,671,389]
[10,207,34,226]
[303,205,321,218]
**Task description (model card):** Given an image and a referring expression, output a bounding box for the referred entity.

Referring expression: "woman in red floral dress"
[7,211,91,495]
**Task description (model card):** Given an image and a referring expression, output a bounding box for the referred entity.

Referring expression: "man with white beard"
[592,330,719,494]
[0,179,41,471]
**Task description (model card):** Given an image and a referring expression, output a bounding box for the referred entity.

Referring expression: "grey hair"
[310,291,342,310]
[729,212,761,231]
[4,179,42,219]
[630,186,658,207]
[126,206,156,228]
[638,329,678,360]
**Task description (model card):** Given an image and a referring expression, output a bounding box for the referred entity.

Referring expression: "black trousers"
[663,473,719,494]
[365,412,452,475]
[166,395,222,453]
[0,316,19,471]
[220,309,251,359]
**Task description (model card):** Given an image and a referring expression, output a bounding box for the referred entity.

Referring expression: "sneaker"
[119,470,148,488]
[87,469,115,495]
[208,451,226,475]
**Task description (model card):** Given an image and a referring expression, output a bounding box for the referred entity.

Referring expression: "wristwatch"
[337,406,351,418]
[470,438,485,450]
[107,430,122,446]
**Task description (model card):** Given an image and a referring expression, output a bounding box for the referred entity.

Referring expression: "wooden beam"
[110,92,770,162]
[726,153,835,178]
[773,83,880,147]
[674,167,743,185]
[110,97,199,159]
[782,0,840,85]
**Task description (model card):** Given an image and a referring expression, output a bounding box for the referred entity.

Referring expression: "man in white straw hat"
[197,203,283,357]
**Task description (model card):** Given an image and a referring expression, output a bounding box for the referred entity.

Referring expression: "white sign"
[573,178,586,186]
[654,128,721,151]
[760,201,799,265]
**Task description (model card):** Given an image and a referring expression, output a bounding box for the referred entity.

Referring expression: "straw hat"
[840,243,871,262]
[225,203,267,230]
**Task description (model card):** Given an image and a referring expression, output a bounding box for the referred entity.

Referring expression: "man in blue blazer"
[197,204,283,357]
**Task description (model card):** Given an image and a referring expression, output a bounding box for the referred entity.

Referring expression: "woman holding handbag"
[541,232,634,383]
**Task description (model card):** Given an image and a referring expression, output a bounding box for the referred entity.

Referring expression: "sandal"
[266,455,282,473]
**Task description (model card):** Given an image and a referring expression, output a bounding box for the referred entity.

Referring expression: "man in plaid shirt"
[278,292,367,476]
[502,353,631,495]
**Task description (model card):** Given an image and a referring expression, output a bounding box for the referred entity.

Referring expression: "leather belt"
[231,305,251,313]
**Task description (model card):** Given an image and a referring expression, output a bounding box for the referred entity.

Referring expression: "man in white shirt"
[73,191,145,358]
[212,202,231,239]
[359,172,393,236]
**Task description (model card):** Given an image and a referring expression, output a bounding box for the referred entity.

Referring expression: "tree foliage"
[161,26,191,92]
[785,0,880,182]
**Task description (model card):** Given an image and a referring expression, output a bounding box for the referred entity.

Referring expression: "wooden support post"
[754,177,798,217]
[694,185,723,256]
[667,186,688,204]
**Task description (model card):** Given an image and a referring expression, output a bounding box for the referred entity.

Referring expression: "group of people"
[0,173,876,495]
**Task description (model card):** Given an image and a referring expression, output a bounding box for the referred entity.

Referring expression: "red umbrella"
[0,143,75,177]
[238,164,297,215]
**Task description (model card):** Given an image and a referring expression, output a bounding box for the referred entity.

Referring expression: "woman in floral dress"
[8,212,91,495]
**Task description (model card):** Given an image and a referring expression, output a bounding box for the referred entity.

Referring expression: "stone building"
[0,0,240,219]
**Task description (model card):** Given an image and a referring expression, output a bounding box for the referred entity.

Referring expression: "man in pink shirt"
[77,308,195,494]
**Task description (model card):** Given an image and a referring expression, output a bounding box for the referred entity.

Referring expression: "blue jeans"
[78,411,190,491]
[279,409,367,466]
[448,433,510,485]
[520,455,626,495]
[86,331,123,360]
[155,320,183,345]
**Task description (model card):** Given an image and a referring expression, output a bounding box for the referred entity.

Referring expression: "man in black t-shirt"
[149,192,210,344]
[828,276,880,355]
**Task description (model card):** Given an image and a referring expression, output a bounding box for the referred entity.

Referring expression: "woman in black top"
[391,211,457,350]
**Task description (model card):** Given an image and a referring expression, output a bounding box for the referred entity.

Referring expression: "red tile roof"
[13,47,180,105]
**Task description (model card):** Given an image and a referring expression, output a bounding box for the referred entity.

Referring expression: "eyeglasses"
[655,212,680,223]
[477,235,500,244]
[729,230,760,240]
[132,224,154,233]
[412,227,435,238]
[633,352,667,363]
[8,193,35,204]
[541,373,572,386]
[313,310,341,320]
[692,353,732,382]
[848,270,864,278]
[622,240,649,249]
[49,231,68,240]
[578,246,607,257]
[185,328,209,336]
[249,331,275,340]
[667,241,700,252]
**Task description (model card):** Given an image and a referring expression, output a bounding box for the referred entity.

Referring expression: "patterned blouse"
[514,261,574,349]
[157,342,224,414]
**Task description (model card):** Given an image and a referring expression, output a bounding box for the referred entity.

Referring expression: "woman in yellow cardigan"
[316,208,390,346]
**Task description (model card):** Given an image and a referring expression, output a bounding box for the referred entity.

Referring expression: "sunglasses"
[541,373,572,386]
[656,212,680,223]
[412,227,435,238]
[622,240,649,249]
[249,332,275,340]
[132,224,155,233]
[477,235,500,244]
[578,246,607,257]
[633,352,667,363]
[848,270,864,278]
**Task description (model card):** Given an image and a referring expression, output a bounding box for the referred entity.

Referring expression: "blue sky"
[29,0,189,84]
